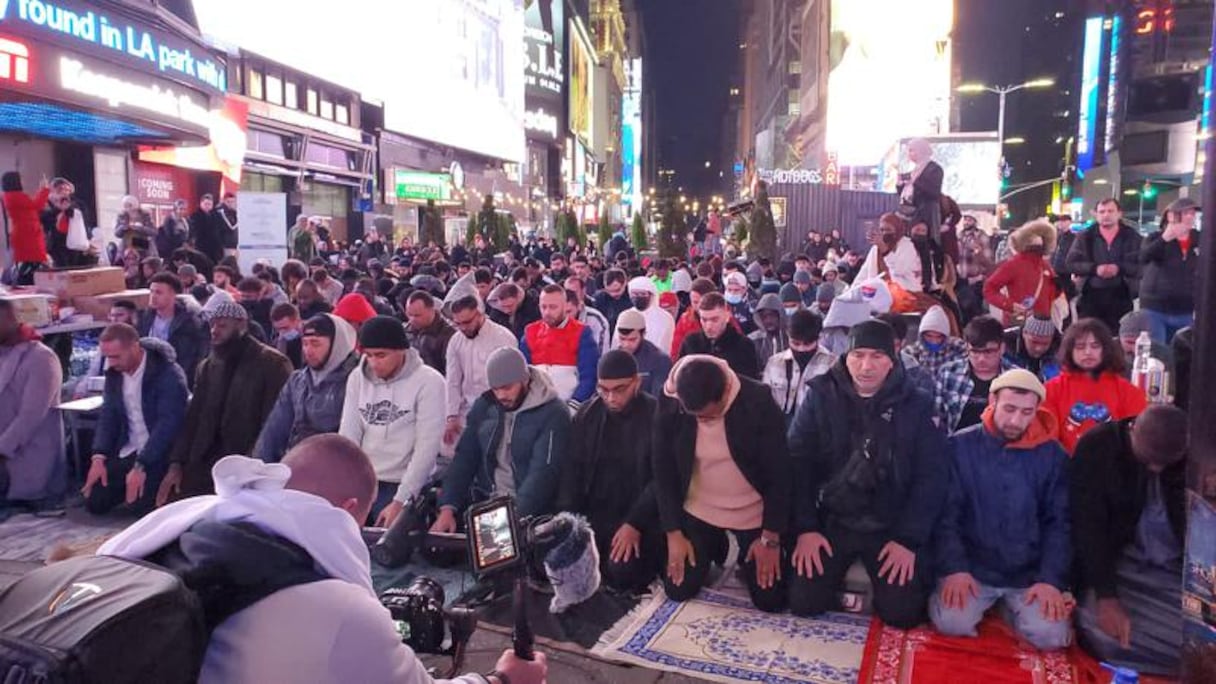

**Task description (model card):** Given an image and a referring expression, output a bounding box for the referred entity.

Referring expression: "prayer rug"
[858,615,1179,684]
[593,587,869,684]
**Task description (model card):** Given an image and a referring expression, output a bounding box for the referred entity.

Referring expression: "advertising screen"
[621,58,642,210]
[1076,16,1105,172]
[825,0,953,166]
[881,137,1001,207]
[524,0,565,144]
[568,19,593,147]
[193,0,526,163]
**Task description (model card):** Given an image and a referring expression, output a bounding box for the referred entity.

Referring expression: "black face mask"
[792,349,816,367]
[631,295,651,310]
[911,235,930,247]
[881,233,897,246]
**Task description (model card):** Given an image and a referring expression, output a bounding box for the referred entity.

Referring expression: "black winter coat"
[788,361,948,550]
[1069,419,1186,598]
[557,393,659,534]
[1138,229,1199,314]
[652,376,791,535]
[677,326,760,379]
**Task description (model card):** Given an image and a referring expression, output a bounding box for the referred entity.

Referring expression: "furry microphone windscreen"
[542,513,601,613]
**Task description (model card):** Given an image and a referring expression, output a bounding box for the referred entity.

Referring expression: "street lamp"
[956,78,1056,217]
[1004,137,1027,145]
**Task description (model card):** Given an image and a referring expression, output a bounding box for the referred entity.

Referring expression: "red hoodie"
[1043,370,1146,454]
[3,188,51,264]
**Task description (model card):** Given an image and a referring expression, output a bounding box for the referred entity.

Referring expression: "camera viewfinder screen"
[473,505,517,570]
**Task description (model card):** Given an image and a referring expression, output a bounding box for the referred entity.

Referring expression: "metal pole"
[1182,10,1216,681]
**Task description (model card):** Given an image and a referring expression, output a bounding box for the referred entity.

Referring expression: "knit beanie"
[780,283,802,306]
[849,319,897,361]
[359,316,409,350]
[990,368,1046,402]
[1119,310,1152,338]
[794,270,813,286]
[1022,315,1055,339]
[816,282,836,303]
[334,293,377,326]
[598,349,638,380]
[486,347,529,388]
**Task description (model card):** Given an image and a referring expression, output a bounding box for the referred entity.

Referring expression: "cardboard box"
[35,267,126,301]
[1,292,56,327]
[72,289,150,321]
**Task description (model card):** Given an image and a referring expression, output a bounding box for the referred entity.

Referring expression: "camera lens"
[406,576,445,607]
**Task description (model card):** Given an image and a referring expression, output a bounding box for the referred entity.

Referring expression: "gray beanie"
[816,282,836,303]
[486,347,529,388]
[1119,310,1152,338]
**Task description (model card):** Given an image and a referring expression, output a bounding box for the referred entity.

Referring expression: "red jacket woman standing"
[2,171,50,284]
[984,220,1060,326]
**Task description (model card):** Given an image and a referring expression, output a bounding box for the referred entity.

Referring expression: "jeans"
[366,480,398,526]
[1141,309,1192,345]
[929,581,1071,651]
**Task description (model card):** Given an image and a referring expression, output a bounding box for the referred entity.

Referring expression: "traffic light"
[1142,182,1157,199]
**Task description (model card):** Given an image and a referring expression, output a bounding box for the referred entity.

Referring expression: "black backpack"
[0,521,325,684]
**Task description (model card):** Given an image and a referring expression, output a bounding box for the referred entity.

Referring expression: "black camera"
[380,576,448,654]
[370,482,442,567]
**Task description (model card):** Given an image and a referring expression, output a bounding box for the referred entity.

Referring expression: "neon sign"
[0,36,29,83]
[58,56,210,129]
[1134,2,1175,35]
[0,0,225,93]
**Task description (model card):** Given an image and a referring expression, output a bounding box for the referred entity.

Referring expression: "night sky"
[639,0,741,200]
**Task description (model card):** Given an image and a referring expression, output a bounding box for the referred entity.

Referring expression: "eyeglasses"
[967,346,1003,357]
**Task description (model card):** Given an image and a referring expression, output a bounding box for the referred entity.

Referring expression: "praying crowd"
[0,192,1200,678]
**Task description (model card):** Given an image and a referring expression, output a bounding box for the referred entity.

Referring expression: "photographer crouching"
[97,434,547,684]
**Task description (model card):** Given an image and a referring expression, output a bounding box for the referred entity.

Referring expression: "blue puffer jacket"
[92,338,188,471]
[439,368,570,517]
[935,409,1071,590]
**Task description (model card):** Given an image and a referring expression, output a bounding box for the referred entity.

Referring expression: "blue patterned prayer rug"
[593,587,869,684]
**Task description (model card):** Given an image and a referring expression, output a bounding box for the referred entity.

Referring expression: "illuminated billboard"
[568,17,594,147]
[825,0,953,166]
[1077,16,1105,171]
[622,58,642,210]
[194,0,526,163]
[524,0,565,144]
[882,137,1002,207]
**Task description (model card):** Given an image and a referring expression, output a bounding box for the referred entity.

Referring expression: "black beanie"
[848,319,896,361]
[359,316,409,350]
[301,314,336,340]
[597,349,638,380]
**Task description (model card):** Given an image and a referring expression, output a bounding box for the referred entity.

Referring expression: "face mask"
[792,350,816,367]
[911,235,929,247]
[923,339,944,353]
[882,233,897,246]
[725,293,744,305]
[630,295,651,310]
[784,306,799,316]
[281,330,302,342]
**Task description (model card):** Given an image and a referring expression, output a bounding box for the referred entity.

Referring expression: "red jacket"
[983,253,1058,324]
[3,188,50,263]
[1043,370,1146,454]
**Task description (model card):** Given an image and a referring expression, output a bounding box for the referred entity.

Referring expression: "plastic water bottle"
[1101,662,1139,683]
[1130,331,1168,403]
